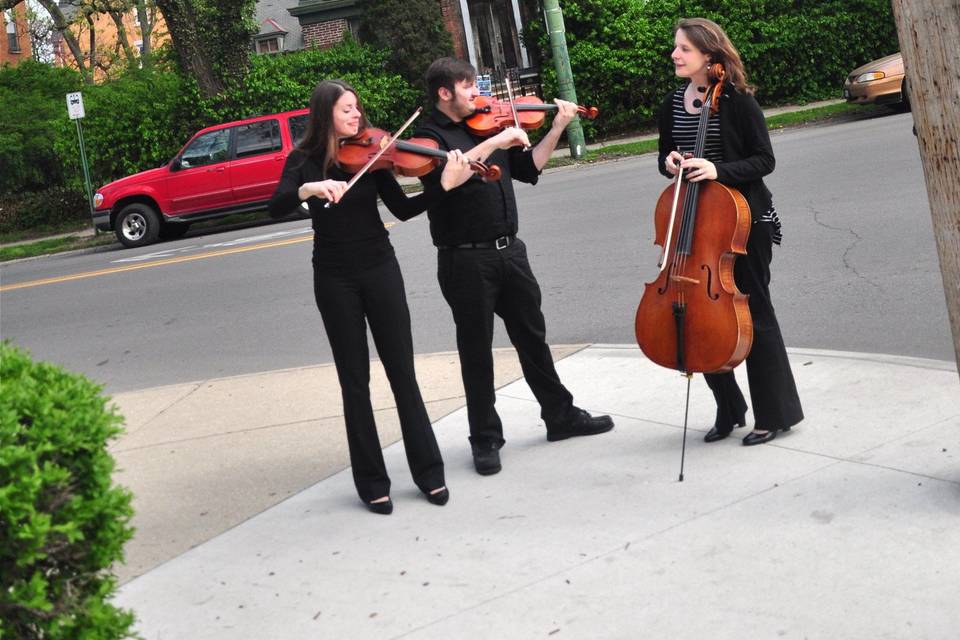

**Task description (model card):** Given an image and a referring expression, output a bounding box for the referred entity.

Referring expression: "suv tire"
[115,203,160,248]
[159,221,191,240]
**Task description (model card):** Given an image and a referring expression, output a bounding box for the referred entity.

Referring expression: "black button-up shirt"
[415,109,541,247]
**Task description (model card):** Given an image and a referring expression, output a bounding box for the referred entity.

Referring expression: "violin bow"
[504,78,530,151]
[324,107,423,208]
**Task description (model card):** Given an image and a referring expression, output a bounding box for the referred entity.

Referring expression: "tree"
[154,0,256,98]
[23,1,56,62]
[357,0,453,87]
[32,0,94,83]
[891,0,960,376]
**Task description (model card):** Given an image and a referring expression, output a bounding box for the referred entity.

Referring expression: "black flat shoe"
[425,487,449,506]
[367,498,393,515]
[742,426,790,446]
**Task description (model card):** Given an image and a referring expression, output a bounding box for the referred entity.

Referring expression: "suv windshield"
[181,129,231,168]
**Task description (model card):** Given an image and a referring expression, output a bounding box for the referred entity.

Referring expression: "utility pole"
[891,0,960,379]
[543,0,585,159]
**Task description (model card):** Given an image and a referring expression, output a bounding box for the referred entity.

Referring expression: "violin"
[465,95,599,137]
[337,127,501,181]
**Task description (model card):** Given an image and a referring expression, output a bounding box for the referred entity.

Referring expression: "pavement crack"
[810,205,881,289]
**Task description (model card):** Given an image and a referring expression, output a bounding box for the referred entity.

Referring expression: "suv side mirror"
[170,157,182,172]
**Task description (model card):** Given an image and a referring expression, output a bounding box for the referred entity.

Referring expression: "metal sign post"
[66,92,96,227]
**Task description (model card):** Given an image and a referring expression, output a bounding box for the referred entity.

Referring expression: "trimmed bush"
[212,38,420,133]
[0,186,90,236]
[0,343,135,639]
[527,0,900,137]
[0,61,83,195]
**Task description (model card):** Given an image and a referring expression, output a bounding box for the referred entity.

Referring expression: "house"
[254,1,303,53]
[1,3,32,66]
[282,0,540,85]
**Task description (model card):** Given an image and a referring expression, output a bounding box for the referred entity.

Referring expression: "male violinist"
[413,57,614,476]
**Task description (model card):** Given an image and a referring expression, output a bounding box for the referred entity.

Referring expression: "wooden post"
[891,0,960,377]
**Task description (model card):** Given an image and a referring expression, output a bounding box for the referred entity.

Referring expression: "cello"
[633,63,753,479]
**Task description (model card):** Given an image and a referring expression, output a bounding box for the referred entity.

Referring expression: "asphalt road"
[1,111,952,393]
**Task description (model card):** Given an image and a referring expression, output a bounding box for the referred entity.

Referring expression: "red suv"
[93,108,309,247]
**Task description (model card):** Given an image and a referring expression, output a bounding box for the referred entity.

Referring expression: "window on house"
[256,37,280,54]
[5,10,20,53]
[235,120,282,158]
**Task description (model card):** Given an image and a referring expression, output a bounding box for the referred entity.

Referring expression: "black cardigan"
[657,82,775,222]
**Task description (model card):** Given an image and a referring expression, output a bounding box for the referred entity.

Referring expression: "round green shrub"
[0,343,135,639]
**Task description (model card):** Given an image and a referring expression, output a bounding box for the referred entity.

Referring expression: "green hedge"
[0,61,82,196]
[0,186,90,237]
[528,0,900,137]
[0,343,135,639]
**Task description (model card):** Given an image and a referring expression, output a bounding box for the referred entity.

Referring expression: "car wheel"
[159,221,191,240]
[898,79,911,112]
[115,203,161,248]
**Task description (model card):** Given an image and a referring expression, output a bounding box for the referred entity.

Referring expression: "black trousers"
[704,222,804,431]
[314,256,444,502]
[437,238,575,446]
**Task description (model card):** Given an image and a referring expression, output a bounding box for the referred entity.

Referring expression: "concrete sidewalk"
[111,344,960,639]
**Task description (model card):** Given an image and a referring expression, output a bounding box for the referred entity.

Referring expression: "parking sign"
[66,92,85,119]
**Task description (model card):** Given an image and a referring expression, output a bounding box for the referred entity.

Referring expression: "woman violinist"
[657,18,803,445]
[267,79,475,514]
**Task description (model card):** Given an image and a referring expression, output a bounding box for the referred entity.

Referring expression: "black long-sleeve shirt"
[414,110,541,247]
[268,149,445,272]
[657,82,775,222]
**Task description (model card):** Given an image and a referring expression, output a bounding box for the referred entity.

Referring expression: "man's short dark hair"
[425,57,477,104]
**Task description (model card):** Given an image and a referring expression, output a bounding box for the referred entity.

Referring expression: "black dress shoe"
[425,487,449,506]
[471,443,502,475]
[367,498,393,515]
[546,408,615,442]
[742,426,789,446]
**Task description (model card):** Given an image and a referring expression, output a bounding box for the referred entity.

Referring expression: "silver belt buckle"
[495,236,509,250]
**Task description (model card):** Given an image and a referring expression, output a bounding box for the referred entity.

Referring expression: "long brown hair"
[675,18,754,95]
[297,79,370,177]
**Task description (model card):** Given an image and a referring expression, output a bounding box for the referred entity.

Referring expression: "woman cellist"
[657,18,803,445]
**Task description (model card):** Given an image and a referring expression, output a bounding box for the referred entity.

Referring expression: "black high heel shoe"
[367,498,393,515]
[704,413,747,443]
[425,487,449,506]
[742,426,790,447]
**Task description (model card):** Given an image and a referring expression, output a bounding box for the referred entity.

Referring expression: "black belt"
[438,235,516,251]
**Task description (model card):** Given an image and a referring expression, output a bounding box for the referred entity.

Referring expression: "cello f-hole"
[701,264,720,300]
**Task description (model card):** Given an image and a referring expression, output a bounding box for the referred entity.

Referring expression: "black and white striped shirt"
[671,87,782,244]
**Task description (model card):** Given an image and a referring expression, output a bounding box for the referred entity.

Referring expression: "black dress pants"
[437,238,575,446]
[314,256,444,502]
[704,222,804,431]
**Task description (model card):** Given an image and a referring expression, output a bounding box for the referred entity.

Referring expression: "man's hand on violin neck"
[551,98,579,129]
